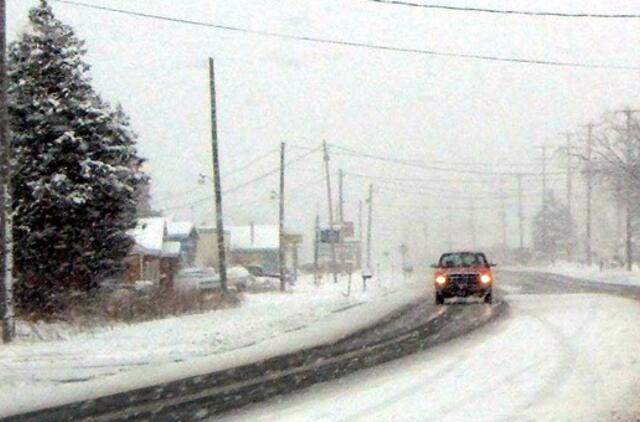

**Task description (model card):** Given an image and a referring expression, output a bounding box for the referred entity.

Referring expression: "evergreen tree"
[532,191,576,262]
[8,1,147,315]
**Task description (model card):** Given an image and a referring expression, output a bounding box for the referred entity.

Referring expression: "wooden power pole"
[358,199,363,269]
[366,184,373,270]
[517,174,524,250]
[618,109,640,271]
[323,141,338,283]
[539,144,548,257]
[561,132,575,261]
[313,213,320,285]
[338,169,345,273]
[0,0,13,343]
[208,58,228,294]
[499,179,507,248]
[584,123,594,266]
[279,142,286,291]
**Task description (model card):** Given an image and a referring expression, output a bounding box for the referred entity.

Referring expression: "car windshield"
[2,2,639,421]
[439,253,486,268]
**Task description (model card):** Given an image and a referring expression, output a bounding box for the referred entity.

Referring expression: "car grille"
[448,273,479,284]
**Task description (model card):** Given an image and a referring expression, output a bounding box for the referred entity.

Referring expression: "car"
[246,265,266,277]
[431,251,496,305]
[175,266,252,292]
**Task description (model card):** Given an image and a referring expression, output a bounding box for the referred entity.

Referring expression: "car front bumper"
[435,274,491,297]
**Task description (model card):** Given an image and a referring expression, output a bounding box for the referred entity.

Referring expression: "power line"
[53,0,640,71]
[347,171,546,195]
[365,0,640,19]
[224,147,279,177]
[344,170,565,183]
[159,146,321,211]
[154,147,279,201]
[331,145,567,176]
[376,184,540,200]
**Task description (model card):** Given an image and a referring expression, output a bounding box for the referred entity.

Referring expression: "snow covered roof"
[161,241,181,258]
[129,217,166,255]
[228,225,279,250]
[167,221,196,241]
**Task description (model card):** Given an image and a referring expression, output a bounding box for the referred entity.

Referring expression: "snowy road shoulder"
[222,292,640,421]
[0,275,429,417]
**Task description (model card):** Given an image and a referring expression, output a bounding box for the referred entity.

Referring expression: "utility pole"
[338,169,345,274]
[447,207,453,250]
[323,141,338,283]
[617,108,640,271]
[584,123,594,266]
[358,199,363,270]
[499,179,507,248]
[366,184,373,270]
[209,58,228,295]
[313,213,320,285]
[516,174,524,250]
[539,145,548,257]
[338,169,344,224]
[469,201,477,249]
[561,132,575,261]
[278,142,286,291]
[423,221,429,260]
[0,0,13,343]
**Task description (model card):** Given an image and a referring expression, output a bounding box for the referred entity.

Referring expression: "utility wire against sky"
[344,171,565,184]
[160,141,565,211]
[365,0,640,19]
[52,0,640,71]
[331,145,568,176]
[159,146,322,211]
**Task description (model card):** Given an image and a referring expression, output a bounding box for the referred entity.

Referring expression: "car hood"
[436,266,489,274]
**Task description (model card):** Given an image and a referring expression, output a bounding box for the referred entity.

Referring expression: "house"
[125,217,181,289]
[195,226,230,270]
[167,221,199,266]
[228,223,280,272]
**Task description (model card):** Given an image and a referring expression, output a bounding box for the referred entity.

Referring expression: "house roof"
[129,217,166,255]
[228,225,279,250]
[167,221,197,241]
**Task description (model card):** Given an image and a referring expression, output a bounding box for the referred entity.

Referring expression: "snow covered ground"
[0,272,428,417]
[511,262,640,286]
[223,292,640,421]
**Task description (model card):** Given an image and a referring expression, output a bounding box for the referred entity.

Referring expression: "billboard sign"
[319,227,341,243]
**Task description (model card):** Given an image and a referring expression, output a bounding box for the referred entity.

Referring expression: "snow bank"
[0,272,428,417]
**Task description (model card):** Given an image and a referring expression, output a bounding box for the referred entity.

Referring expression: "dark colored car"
[431,251,496,305]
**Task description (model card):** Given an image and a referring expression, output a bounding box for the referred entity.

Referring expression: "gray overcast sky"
[7,0,640,263]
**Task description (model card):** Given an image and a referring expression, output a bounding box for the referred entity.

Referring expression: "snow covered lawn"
[0,272,428,417]
[510,262,640,286]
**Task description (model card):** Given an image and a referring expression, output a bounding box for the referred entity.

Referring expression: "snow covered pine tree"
[8,1,147,316]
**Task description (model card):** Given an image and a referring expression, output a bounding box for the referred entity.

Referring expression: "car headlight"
[435,275,447,285]
[480,274,492,284]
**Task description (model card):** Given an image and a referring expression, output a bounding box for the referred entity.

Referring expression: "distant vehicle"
[245,265,294,282]
[431,251,496,305]
[246,265,266,277]
[175,266,252,292]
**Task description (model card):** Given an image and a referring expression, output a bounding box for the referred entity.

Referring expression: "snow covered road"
[223,272,640,421]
